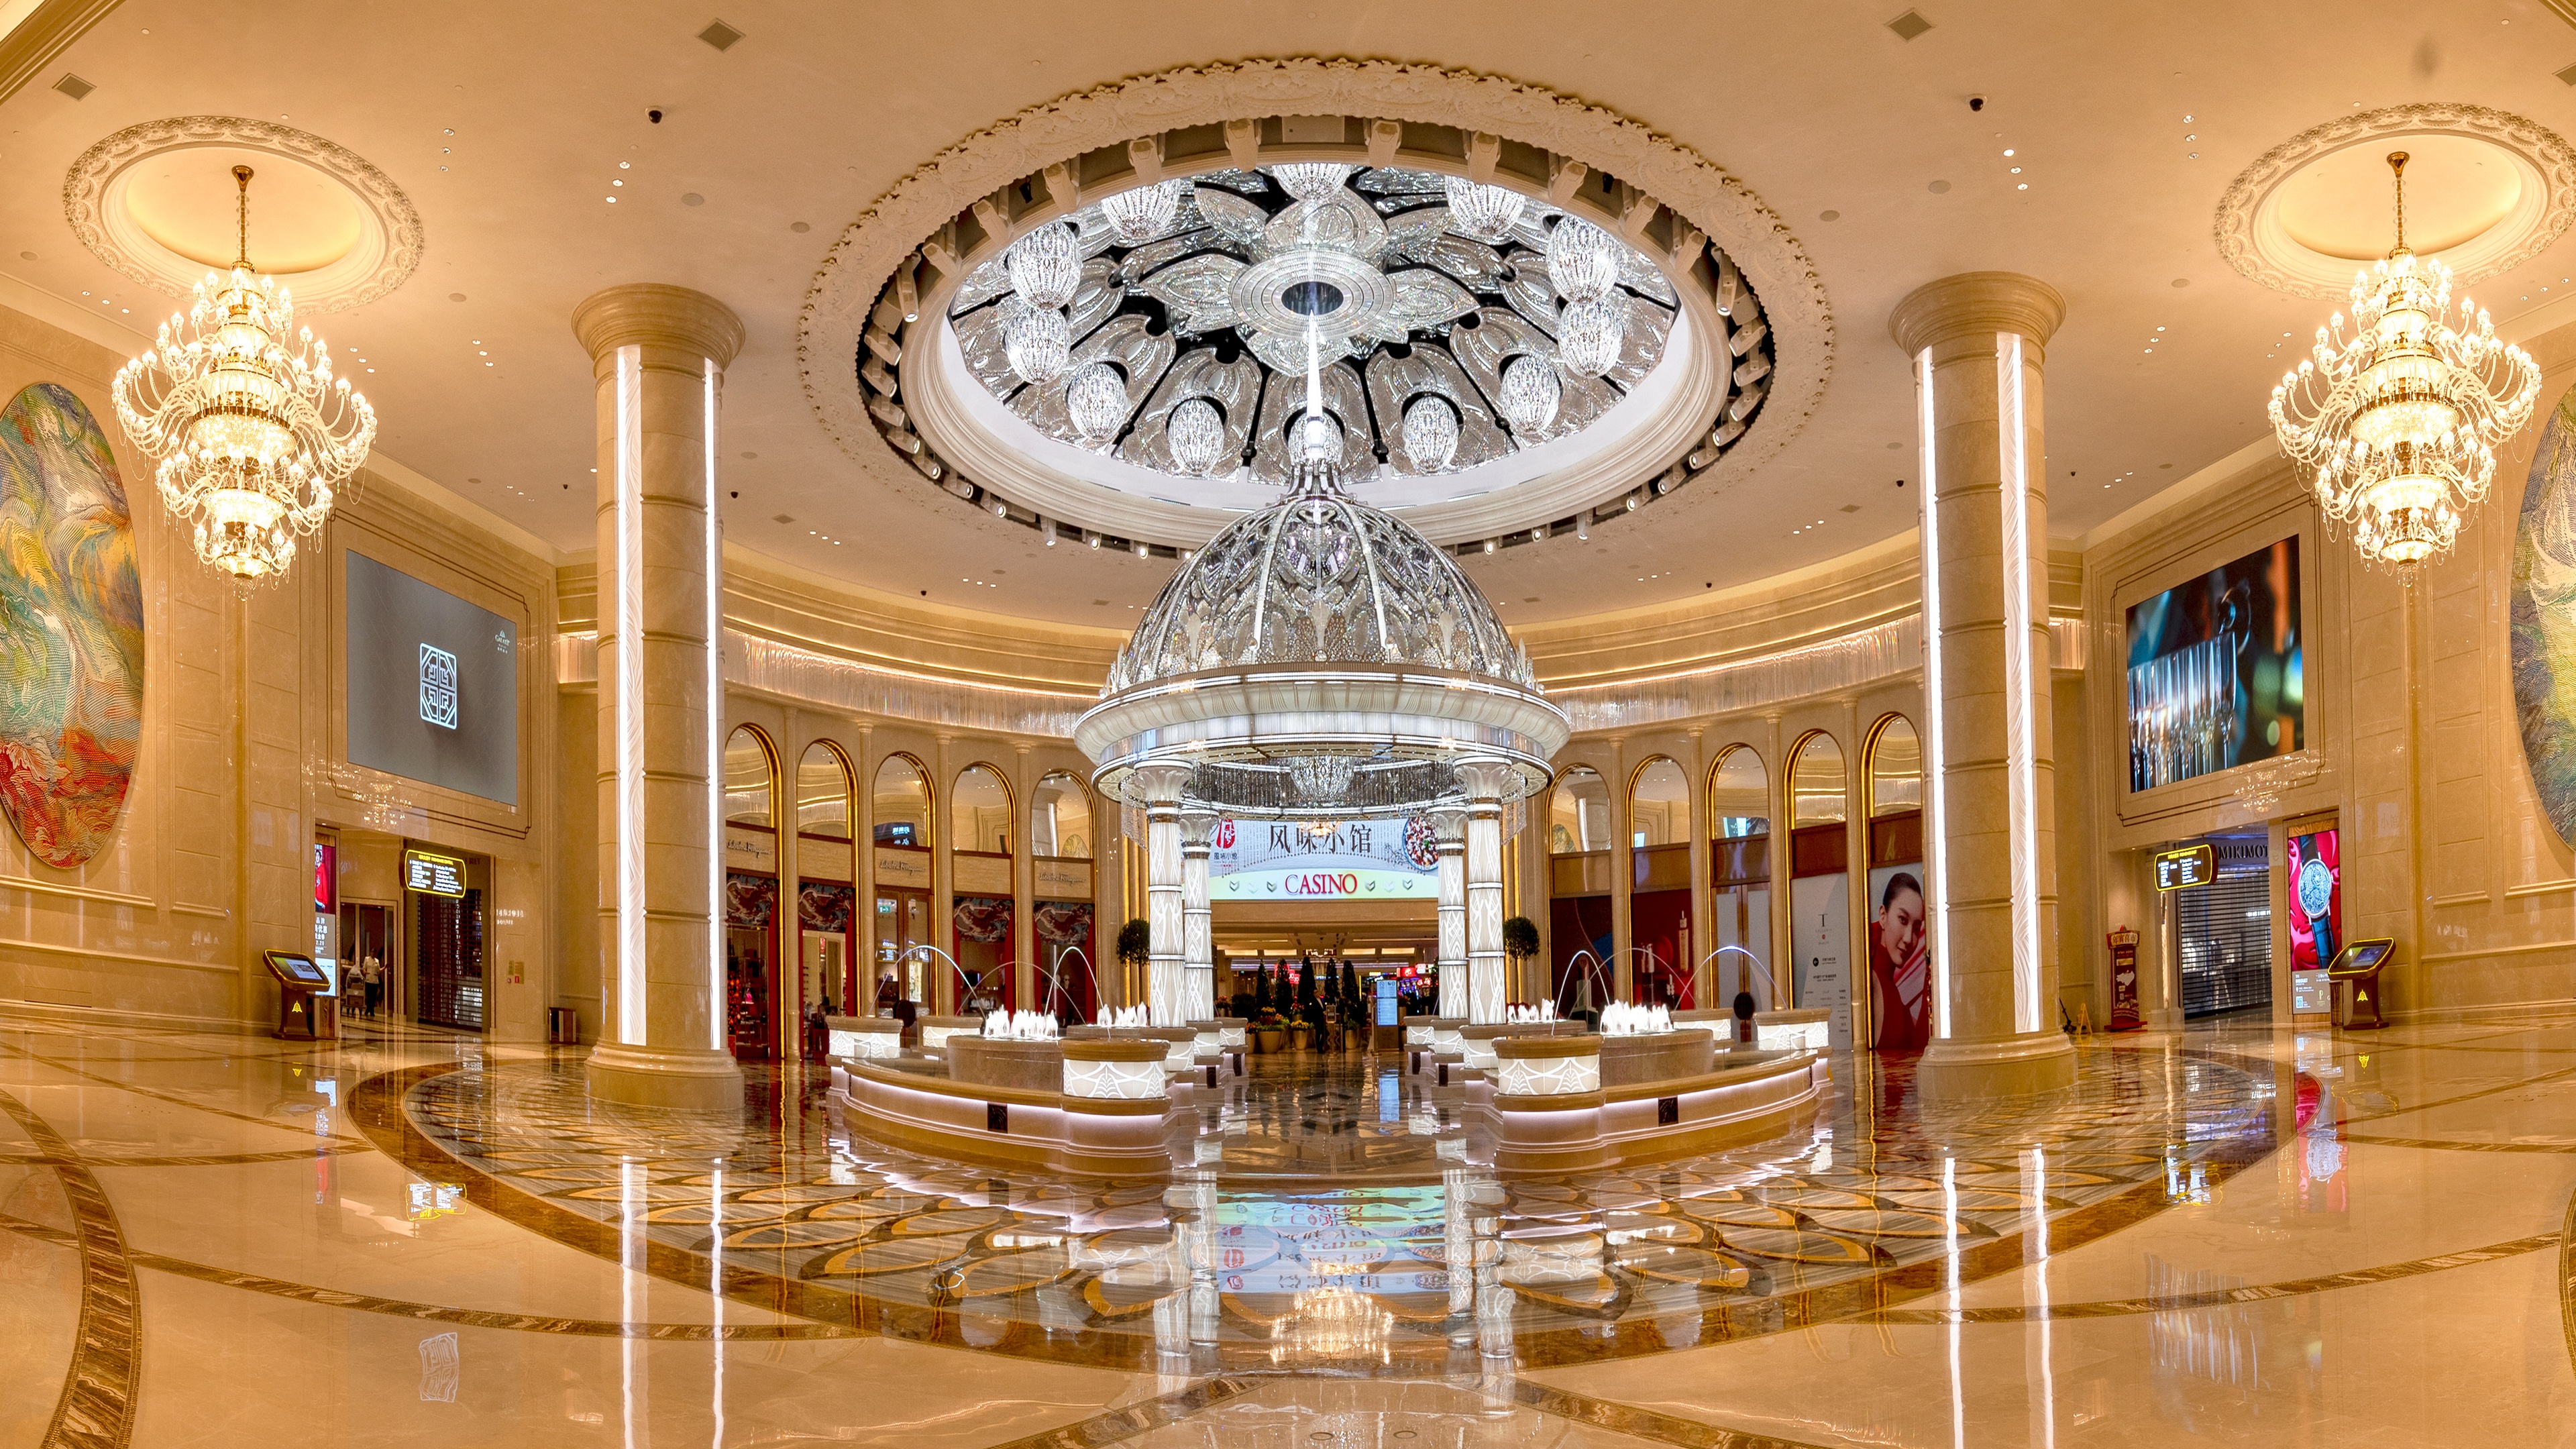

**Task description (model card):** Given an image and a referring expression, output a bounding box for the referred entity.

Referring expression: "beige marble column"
[1456,759,1517,1024]
[1431,805,1468,1017]
[1180,807,1218,1022]
[574,283,747,1110]
[1890,271,2075,1099]
[1132,763,1193,1025]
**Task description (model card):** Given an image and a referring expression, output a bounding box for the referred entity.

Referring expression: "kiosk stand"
[264,950,337,1040]
[2325,937,2395,1031]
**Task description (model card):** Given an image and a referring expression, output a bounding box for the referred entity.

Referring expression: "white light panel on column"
[614,345,646,1045]
[1996,333,2042,1037]
[1915,347,1951,1040]
[706,358,726,1053]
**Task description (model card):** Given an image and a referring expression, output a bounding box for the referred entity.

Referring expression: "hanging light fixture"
[1272,162,1354,203]
[1401,394,1460,471]
[1066,361,1130,442]
[112,165,375,585]
[1546,216,1619,303]
[1100,179,1186,244]
[1499,355,1561,434]
[1167,396,1228,474]
[2269,151,2540,570]
[1005,221,1081,310]
[1002,297,1071,383]
[1441,176,1525,242]
[1557,298,1627,378]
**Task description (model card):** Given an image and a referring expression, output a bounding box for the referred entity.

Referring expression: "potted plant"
[1504,916,1540,1005]
[1252,1009,1286,1056]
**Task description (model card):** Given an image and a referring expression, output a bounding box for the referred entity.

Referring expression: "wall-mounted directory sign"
[405,849,467,898]
[2153,843,2214,892]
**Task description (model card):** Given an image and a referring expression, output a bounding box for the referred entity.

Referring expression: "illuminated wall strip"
[706,359,727,1054]
[614,345,646,1046]
[1996,333,2043,1036]
[1915,347,1951,1040]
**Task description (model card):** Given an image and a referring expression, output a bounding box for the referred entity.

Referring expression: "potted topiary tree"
[1503,916,1540,1009]
[1116,918,1150,1013]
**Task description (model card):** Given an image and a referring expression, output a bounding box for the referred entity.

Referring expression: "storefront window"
[871,755,933,1006]
[1707,744,1772,1023]
[1628,757,1691,1006]
[1865,716,1929,1052]
[796,742,855,1042]
[722,726,780,1059]
[951,764,1014,1012]
[1788,732,1853,1046]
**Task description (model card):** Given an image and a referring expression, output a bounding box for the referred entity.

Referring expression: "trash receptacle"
[547,1006,580,1044]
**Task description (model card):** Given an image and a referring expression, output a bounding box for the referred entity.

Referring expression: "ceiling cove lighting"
[2268,151,2540,572]
[113,165,377,584]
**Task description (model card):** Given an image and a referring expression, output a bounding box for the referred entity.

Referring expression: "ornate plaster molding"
[64,115,424,315]
[2215,102,2576,301]
[798,58,1831,542]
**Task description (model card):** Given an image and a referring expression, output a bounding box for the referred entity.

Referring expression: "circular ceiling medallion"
[799,59,1826,557]
[64,116,423,314]
[2216,103,2576,300]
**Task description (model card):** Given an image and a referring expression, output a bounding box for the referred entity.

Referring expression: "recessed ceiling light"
[619,160,630,169]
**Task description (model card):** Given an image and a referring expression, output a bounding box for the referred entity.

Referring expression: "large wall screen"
[2125,538,2302,792]
[345,551,519,804]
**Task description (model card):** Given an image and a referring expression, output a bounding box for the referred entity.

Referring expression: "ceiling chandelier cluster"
[2269,151,2540,571]
[112,166,376,584]
[955,162,1678,488]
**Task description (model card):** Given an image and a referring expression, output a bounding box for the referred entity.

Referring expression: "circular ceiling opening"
[2273,133,2519,260]
[122,146,363,274]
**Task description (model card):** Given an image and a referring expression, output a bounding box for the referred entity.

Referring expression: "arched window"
[870,755,930,848]
[723,725,776,827]
[1788,733,1847,828]
[1709,745,1769,841]
[950,764,1015,1012]
[1786,731,1851,1040]
[1627,757,1693,1006]
[1030,771,1091,859]
[869,754,934,1006]
[1548,765,1611,854]
[1627,757,1688,847]
[796,742,852,839]
[1868,716,1921,821]
[951,765,1013,855]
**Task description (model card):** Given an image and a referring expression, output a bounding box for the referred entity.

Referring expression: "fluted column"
[575,283,748,1110]
[1431,805,1468,1017]
[1180,808,1218,1022]
[1890,271,2074,1099]
[1132,763,1193,1026]
[1456,760,1517,1024]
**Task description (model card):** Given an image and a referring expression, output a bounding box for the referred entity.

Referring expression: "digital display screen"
[2286,827,2341,970]
[2153,844,2214,891]
[2125,537,2302,792]
[405,849,467,898]
[265,951,331,987]
[1374,978,1398,1027]
[346,550,519,804]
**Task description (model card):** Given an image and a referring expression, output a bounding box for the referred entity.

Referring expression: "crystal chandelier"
[1286,751,1357,803]
[1066,361,1130,442]
[1100,180,1185,244]
[1441,176,1525,242]
[112,165,376,584]
[2268,151,2540,570]
[1167,396,1229,474]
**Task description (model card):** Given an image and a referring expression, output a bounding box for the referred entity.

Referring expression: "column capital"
[572,283,747,368]
[1178,808,1220,849]
[1130,761,1194,806]
[1888,271,2065,357]
[1428,802,1469,843]
[1454,757,1519,803]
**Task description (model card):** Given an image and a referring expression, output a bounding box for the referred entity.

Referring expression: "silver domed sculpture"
[1078,329,1567,1028]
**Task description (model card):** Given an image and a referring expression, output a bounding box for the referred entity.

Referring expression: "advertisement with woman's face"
[1868,865,1931,1050]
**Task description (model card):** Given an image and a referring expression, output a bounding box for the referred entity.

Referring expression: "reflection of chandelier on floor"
[111,165,376,584]
[2268,151,2539,571]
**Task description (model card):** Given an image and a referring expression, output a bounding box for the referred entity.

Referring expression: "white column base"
[1915,1029,2076,1102]
[586,1041,745,1110]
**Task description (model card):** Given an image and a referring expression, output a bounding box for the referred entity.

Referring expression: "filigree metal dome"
[1107,483,1535,694]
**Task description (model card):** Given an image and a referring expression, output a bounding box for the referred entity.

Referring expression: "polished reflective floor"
[4,1008,2573,1446]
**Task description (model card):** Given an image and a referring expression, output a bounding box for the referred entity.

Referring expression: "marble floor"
[3,1007,2573,1446]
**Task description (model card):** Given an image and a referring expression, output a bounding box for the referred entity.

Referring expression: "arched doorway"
[1030,771,1097,1022]
[1708,743,1772,1028]
[951,763,1014,1013]
[871,755,934,1012]
[1786,731,1852,1048]
[794,741,857,1051]
[1547,765,1613,1014]
[1628,757,1693,1007]
[1864,716,1929,1051]
[722,724,782,1059]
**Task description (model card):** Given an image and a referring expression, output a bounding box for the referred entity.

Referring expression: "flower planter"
[1254,1028,1285,1055]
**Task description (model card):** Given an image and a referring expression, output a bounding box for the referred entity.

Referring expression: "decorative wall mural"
[2512,384,2576,847]
[0,384,144,868]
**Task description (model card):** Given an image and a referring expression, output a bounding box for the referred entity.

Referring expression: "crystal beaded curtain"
[948,165,1678,488]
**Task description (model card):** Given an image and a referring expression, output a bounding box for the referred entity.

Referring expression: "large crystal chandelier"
[112,166,376,584]
[2268,152,2540,571]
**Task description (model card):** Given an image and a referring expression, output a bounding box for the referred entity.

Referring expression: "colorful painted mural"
[0,384,143,868]
[2514,384,2576,847]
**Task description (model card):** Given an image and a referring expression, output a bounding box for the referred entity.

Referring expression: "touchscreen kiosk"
[264,951,338,1040]
[2324,936,2394,1031]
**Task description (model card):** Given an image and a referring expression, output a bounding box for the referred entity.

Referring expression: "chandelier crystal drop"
[1286,752,1358,803]
[1401,394,1461,472]
[1557,297,1627,379]
[1004,222,1082,310]
[111,164,374,586]
[1002,299,1071,383]
[1546,216,1620,304]
[1099,179,1186,244]
[1272,162,1354,203]
[1066,361,1131,442]
[1498,354,1562,434]
[1166,396,1230,474]
[2267,151,2540,571]
[1441,176,1526,242]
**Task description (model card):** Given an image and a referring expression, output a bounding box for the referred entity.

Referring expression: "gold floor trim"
[0,1087,139,1449]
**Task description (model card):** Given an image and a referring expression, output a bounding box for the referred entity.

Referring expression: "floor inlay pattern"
[380,1045,2281,1375]
[0,1087,139,1449]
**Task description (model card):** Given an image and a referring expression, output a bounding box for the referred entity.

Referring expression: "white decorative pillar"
[1890,270,2076,1099]
[574,283,747,1110]
[1432,805,1468,1018]
[1181,808,1218,1022]
[1132,763,1193,1026]
[1456,759,1517,1025]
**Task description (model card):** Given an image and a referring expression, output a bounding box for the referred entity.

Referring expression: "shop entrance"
[2172,834,2273,1017]
[405,845,488,1032]
[874,885,932,1013]
[339,902,395,1020]
[724,871,780,1061]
